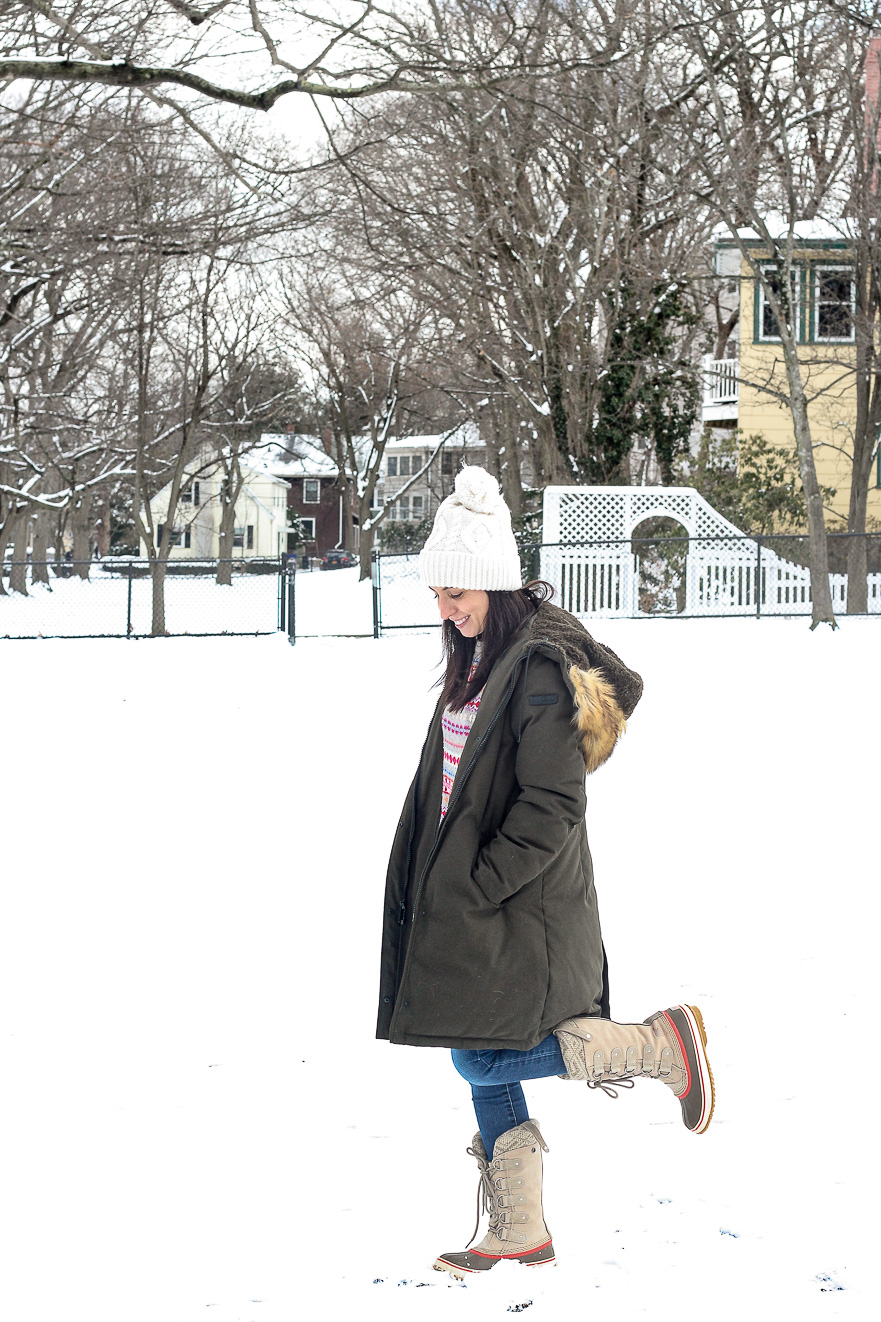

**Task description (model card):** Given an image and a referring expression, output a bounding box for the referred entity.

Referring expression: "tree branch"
[0,50,624,112]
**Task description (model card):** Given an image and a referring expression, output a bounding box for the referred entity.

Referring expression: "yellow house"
[143,457,290,559]
[704,223,881,529]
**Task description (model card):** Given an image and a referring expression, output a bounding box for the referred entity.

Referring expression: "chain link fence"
[6,536,880,641]
[0,559,285,639]
[372,533,881,628]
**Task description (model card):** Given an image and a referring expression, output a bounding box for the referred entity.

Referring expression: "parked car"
[320,549,358,570]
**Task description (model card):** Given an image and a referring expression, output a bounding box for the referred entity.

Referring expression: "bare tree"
[300,20,708,500]
[658,0,856,628]
[200,300,304,585]
[97,103,301,630]
[825,17,881,613]
[0,88,136,593]
[0,1,649,124]
[280,254,456,577]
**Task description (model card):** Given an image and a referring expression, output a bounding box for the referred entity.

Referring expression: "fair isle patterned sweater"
[440,643,483,821]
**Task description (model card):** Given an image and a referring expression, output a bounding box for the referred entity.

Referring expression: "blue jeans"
[451,1036,566,1159]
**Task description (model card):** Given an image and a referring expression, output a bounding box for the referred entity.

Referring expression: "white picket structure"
[541,486,881,617]
[702,356,739,404]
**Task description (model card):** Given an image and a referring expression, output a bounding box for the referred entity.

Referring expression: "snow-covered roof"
[236,460,291,487]
[260,434,339,478]
[151,452,291,502]
[714,215,855,245]
[385,424,482,450]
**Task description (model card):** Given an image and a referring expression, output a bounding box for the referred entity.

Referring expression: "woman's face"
[430,587,490,638]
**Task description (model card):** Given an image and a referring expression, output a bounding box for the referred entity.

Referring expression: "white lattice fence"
[687,544,760,613]
[541,487,881,618]
[540,545,637,617]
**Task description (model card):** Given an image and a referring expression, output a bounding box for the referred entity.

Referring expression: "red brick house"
[266,438,353,562]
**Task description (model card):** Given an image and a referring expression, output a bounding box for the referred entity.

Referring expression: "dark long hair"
[439,581,554,712]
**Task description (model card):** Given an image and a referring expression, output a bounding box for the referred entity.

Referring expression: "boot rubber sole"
[670,1003,716,1134]
[433,1241,556,1280]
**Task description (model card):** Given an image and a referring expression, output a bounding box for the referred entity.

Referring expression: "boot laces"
[582,1040,682,1091]
[586,1077,636,1099]
[465,1149,511,1247]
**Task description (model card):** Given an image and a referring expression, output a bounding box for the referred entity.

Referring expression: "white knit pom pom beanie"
[418,465,522,591]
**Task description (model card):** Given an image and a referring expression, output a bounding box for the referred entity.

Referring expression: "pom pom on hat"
[418,463,522,592]
[454,464,504,514]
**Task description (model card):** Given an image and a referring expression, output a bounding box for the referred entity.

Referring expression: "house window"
[233,526,245,548]
[299,517,316,539]
[303,479,320,503]
[411,495,424,520]
[180,481,200,506]
[397,496,410,521]
[387,456,398,477]
[814,267,855,342]
[441,450,457,476]
[157,524,186,548]
[758,266,800,341]
[247,525,254,550]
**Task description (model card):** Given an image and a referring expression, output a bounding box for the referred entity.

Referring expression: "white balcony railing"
[702,355,739,409]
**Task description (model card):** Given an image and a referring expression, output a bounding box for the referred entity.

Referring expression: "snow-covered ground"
[0,563,377,639]
[1,613,876,1322]
[0,567,281,637]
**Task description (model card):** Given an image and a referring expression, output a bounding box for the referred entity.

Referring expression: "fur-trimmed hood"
[521,602,643,774]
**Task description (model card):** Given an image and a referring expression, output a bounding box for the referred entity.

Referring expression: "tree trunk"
[340,478,355,551]
[72,497,91,580]
[786,371,836,629]
[845,353,876,613]
[216,495,236,585]
[358,517,376,582]
[93,497,112,559]
[150,559,167,635]
[495,398,524,514]
[31,512,51,586]
[845,404,872,613]
[9,513,29,595]
[0,523,9,595]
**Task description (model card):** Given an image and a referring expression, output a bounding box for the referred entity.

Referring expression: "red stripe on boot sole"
[680,1004,713,1130]
[662,1009,693,1099]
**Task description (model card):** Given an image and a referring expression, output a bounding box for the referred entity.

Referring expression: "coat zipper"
[389,660,525,1034]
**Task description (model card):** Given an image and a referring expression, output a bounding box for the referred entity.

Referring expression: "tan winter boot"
[433,1120,556,1280]
[554,1003,715,1134]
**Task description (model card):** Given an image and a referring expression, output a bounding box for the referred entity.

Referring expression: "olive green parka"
[376,602,643,1052]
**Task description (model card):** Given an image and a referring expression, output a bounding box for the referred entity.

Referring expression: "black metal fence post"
[126,561,133,637]
[278,555,287,632]
[372,549,381,639]
[287,561,296,645]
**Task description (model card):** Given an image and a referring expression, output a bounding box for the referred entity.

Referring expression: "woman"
[376,466,714,1281]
